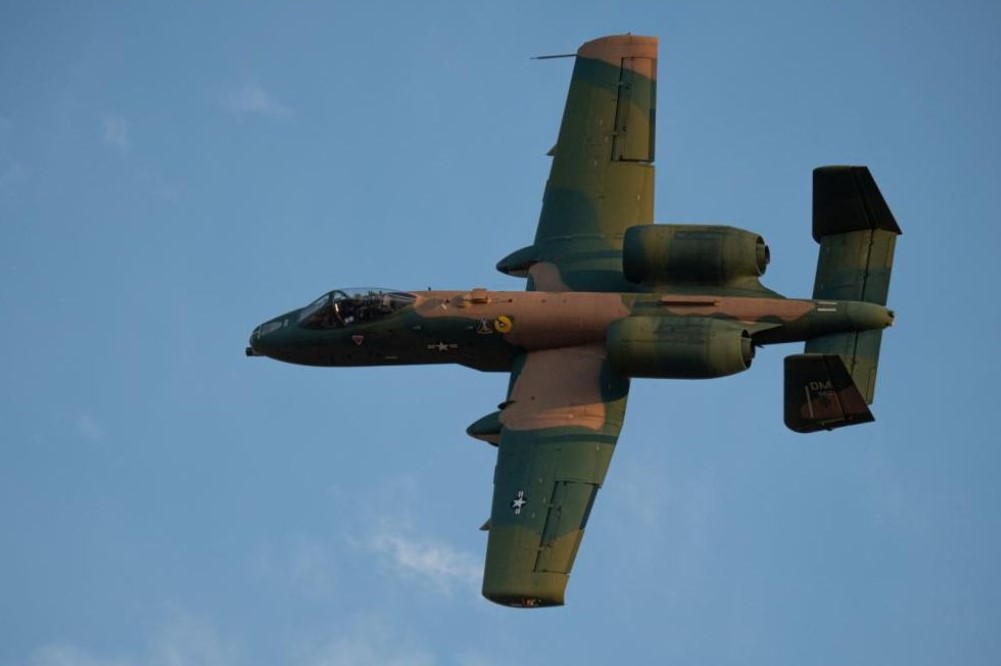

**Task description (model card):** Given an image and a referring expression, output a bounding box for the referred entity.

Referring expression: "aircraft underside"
[247,34,900,607]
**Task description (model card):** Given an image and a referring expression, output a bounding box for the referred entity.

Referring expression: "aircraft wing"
[482,344,630,607]
[496,35,658,293]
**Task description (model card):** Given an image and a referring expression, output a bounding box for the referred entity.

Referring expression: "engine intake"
[607,316,754,379]
[623,224,769,286]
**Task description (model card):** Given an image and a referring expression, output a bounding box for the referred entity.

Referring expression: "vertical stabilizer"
[784,354,874,433]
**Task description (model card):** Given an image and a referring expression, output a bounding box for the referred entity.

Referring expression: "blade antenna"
[531,53,576,60]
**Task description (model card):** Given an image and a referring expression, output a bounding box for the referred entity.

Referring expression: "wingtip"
[576,34,658,64]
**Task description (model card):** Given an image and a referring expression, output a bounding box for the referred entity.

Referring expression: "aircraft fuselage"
[247,289,893,373]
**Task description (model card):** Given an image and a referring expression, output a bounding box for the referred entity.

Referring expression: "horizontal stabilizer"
[812,166,901,306]
[813,166,900,242]
[784,354,874,433]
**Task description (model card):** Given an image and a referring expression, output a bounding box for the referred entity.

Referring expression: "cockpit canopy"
[299,288,415,329]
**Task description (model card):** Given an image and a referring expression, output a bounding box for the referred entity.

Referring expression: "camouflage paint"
[247,35,901,608]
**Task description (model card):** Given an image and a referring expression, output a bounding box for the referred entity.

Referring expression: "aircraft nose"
[246,325,262,357]
[247,322,270,356]
[247,315,296,358]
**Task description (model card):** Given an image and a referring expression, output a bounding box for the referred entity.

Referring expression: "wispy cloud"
[250,535,337,599]
[299,615,436,666]
[149,610,240,666]
[29,610,238,666]
[29,606,481,666]
[223,81,293,119]
[333,475,482,597]
[102,115,130,153]
[455,652,500,666]
[361,526,480,595]
[30,644,131,666]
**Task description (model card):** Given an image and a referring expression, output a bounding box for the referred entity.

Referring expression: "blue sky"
[2,1,999,664]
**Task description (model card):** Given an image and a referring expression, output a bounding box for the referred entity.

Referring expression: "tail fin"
[784,354,874,433]
[805,166,901,405]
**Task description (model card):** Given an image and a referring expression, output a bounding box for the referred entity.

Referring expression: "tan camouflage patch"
[528,262,571,292]
[500,344,609,431]
[576,34,658,76]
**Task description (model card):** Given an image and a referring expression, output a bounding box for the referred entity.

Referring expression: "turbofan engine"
[607,316,754,379]
[623,224,770,287]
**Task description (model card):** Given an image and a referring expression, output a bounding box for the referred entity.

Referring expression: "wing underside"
[482,345,629,607]
[483,35,649,608]
[496,35,658,293]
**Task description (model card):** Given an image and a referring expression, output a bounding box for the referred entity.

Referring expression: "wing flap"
[536,480,598,573]
[612,55,656,162]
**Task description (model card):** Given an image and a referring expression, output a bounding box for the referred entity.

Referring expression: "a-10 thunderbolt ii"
[247,35,900,608]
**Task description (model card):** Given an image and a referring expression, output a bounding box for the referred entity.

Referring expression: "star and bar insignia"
[510,490,527,515]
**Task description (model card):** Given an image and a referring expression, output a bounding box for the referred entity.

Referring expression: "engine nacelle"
[607,316,754,379]
[622,224,770,286]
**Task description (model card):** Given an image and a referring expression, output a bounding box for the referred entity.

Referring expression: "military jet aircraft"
[247,34,900,608]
